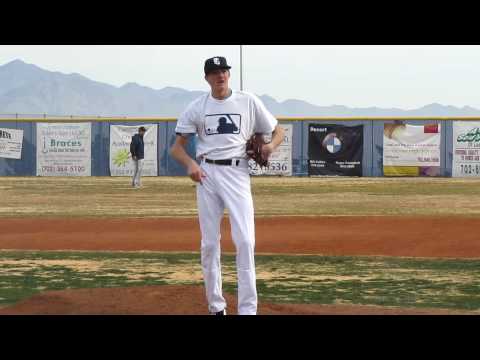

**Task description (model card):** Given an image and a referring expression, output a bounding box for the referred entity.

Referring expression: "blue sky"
[1,45,479,109]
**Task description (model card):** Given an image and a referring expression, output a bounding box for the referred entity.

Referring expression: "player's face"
[205,69,230,92]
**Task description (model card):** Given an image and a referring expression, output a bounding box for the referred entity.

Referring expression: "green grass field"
[1,176,480,312]
[0,250,479,311]
[2,176,480,217]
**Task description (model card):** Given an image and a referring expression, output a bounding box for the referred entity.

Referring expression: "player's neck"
[211,88,232,100]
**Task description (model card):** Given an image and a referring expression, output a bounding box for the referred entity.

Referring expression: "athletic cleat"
[210,309,227,315]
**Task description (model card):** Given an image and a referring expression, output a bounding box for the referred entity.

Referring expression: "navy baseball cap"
[204,56,231,75]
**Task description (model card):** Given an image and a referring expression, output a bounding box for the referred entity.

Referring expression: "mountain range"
[1,59,480,117]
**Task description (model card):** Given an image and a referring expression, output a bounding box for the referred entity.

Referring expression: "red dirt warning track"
[0,216,479,258]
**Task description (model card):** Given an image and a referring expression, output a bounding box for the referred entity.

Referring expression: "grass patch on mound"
[0,250,479,312]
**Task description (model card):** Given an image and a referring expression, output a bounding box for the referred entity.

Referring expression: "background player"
[130,126,146,188]
[170,56,285,315]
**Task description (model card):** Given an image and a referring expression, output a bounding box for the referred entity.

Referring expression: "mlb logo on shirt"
[204,114,241,136]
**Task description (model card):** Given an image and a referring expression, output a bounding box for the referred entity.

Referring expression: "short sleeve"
[251,94,278,134]
[175,102,198,134]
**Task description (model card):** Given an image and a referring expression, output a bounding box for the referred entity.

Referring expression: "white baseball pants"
[132,159,144,187]
[196,159,257,315]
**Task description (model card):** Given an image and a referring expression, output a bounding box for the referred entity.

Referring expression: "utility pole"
[240,45,244,91]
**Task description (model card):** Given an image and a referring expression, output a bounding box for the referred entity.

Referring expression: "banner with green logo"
[109,124,158,176]
[36,123,91,176]
[453,121,480,177]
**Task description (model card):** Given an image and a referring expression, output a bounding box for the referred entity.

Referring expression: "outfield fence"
[1,116,480,177]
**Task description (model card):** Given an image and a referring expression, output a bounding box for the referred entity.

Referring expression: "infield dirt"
[0,216,479,258]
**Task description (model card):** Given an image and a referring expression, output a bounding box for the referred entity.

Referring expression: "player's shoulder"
[178,93,208,121]
[234,90,261,101]
[234,91,267,108]
[185,92,209,110]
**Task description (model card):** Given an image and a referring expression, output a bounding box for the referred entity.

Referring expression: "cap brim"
[205,66,231,74]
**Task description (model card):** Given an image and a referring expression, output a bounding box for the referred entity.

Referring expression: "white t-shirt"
[175,90,278,160]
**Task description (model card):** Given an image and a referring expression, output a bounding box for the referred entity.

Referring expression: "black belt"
[205,158,240,166]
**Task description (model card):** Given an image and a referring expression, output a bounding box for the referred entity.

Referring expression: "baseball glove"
[246,133,269,168]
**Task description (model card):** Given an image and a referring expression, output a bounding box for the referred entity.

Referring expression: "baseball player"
[170,56,285,315]
[130,126,146,188]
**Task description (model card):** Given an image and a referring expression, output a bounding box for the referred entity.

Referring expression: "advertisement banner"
[452,121,480,177]
[109,124,158,176]
[249,124,292,176]
[0,127,23,159]
[383,123,440,176]
[308,124,363,176]
[36,123,91,176]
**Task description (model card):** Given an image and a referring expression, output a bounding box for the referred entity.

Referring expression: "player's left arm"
[251,93,286,159]
[262,125,285,159]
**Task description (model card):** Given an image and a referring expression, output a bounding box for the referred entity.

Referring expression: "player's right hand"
[187,162,207,184]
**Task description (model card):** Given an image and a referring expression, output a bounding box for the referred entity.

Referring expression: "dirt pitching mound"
[0,285,475,315]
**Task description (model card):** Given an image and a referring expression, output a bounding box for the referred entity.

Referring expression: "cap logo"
[213,57,220,65]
